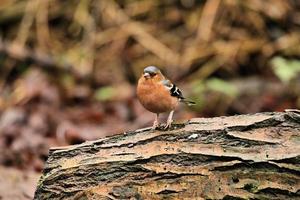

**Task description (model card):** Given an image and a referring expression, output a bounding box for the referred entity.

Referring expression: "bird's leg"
[152,113,160,130]
[164,110,174,129]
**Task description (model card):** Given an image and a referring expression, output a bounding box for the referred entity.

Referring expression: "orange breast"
[137,78,178,113]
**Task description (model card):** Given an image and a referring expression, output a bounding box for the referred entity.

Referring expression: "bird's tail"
[180,99,196,106]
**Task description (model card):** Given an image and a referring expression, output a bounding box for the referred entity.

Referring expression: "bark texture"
[35,112,300,199]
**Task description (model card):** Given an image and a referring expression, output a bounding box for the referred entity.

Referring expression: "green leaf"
[206,78,238,97]
[271,57,300,83]
[192,80,205,94]
[94,86,115,101]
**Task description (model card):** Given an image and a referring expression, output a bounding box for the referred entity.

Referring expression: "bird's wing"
[161,79,196,105]
[161,79,184,99]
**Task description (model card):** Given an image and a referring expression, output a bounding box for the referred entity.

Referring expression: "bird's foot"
[152,120,160,130]
[164,119,173,130]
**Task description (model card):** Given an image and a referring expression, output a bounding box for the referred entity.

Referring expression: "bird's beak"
[143,72,150,79]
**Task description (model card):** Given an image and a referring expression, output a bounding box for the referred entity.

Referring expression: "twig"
[14,0,38,47]
[197,0,221,42]
[0,38,72,71]
[99,1,180,66]
[72,0,97,77]
[36,0,50,51]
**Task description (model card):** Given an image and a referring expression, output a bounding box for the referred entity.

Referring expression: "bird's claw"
[152,120,160,130]
[151,125,158,130]
[164,120,173,130]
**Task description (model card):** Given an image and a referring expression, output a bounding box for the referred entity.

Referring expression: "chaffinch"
[137,66,195,130]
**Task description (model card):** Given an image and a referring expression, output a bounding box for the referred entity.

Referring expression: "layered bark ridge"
[35,112,300,199]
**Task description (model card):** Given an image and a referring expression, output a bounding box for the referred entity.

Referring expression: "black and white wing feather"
[162,79,195,105]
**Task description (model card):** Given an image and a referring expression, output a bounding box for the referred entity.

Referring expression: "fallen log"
[34,111,300,199]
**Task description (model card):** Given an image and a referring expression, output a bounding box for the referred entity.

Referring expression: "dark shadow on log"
[34,111,300,199]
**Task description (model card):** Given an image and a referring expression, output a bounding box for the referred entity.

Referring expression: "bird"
[137,66,195,130]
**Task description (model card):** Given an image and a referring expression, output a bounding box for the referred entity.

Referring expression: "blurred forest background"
[0,0,300,199]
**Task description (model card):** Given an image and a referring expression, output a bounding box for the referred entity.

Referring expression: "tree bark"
[34,111,300,199]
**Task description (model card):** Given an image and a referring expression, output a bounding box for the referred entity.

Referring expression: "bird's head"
[142,66,163,80]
